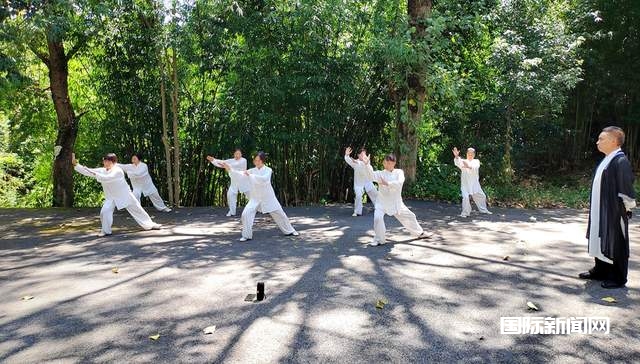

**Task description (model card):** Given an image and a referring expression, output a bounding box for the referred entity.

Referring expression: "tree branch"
[65,37,87,61]
[28,43,49,66]
[75,110,90,120]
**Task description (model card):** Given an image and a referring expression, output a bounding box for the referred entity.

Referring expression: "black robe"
[586,153,635,262]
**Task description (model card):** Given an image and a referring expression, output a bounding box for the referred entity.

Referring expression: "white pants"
[373,207,423,243]
[461,191,490,215]
[100,199,156,234]
[227,185,250,215]
[241,203,295,239]
[133,188,169,211]
[354,182,378,215]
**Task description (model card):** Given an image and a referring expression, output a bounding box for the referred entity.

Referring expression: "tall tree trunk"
[47,34,78,207]
[572,86,581,164]
[399,0,432,183]
[159,48,174,206]
[503,107,515,182]
[170,48,181,206]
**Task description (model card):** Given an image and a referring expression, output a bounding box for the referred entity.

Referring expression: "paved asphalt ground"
[1,201,639,363]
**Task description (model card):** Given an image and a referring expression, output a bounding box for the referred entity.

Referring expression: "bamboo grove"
[1,0,639,208]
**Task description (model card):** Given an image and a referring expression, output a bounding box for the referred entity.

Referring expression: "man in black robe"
[579,126,636,289]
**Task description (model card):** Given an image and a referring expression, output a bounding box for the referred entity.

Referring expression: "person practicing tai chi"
[207,148,251,217]
[221,151,299,241]
[119,153,172,212]
[72,153,161,237]
[453,147,492,217]
[579,126,636,289]
[364,153,427,246]
[344,147,378,216]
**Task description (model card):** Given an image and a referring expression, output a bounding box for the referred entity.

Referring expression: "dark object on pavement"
[257,282,265,301]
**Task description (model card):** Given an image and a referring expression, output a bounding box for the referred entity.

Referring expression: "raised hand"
[71,153,78,166]
[345,147,352,156]
[362,153,371,165]
[206,155,215,162]
[452,147,460,158]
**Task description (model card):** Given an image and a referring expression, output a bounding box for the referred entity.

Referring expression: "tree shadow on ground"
[0,201,638,363]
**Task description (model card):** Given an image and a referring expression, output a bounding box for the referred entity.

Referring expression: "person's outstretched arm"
[344,147,358,168]
[207,155,225,168]
[452,147,465,169]
[72,154,98,178]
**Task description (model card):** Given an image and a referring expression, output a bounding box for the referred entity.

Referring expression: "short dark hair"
[131,152,142,160]
[234,148,242,153]
[358,148,367,154]
[103,153,118,163]
[602,126,625,146]
[384,153,396,162]
[255,151,267,162]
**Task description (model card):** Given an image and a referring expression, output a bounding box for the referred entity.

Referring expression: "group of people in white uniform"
[72,126,637,290]
[73,144,490,245]
[72,153,169,237]
[341,146,491,245]
[206,151,298,241]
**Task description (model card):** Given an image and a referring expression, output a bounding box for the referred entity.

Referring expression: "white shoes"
[286,231,300,236]
[163,208,172,212]
[352,212,358,217]
[460,211,491,218]
[226,212,235,217]
[151,224,162,230]
[98,231,111,237]
[239,237,252,242]
[419,231,434,239]
[368,240,385,247]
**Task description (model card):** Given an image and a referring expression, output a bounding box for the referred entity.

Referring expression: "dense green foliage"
[1,0,638,208]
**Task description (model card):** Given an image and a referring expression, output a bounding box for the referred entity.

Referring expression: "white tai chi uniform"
[344,155,378,215]
[74,164,157,234]
[119,162,169,211]
[366,166,423,244]
[454,157,490,216]
[230,165,296,239]
[212,157,251,215]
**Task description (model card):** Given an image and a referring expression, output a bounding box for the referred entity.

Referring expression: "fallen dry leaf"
[112,267,119,274]
[503,255,510,261]
[149,334,160,341]
[527,301,539,311]
[601,296,617,303]
[375,299,388,309]
[21,295,34,301]
[203,325,217,335]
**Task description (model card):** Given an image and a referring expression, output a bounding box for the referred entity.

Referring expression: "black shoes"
[579,271,626,288]
[578,271,603,280]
